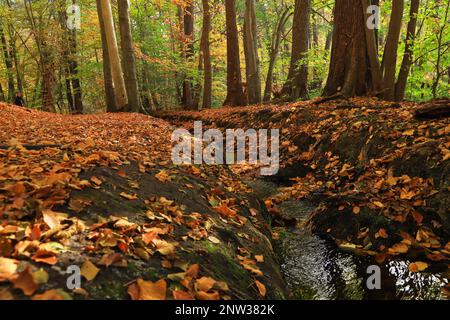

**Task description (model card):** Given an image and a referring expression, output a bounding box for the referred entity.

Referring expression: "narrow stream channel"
[247,180,449,300]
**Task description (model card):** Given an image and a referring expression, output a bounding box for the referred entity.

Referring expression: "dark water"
[247,180,449,300]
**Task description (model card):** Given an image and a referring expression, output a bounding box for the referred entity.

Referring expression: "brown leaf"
[12,266,38,296]
[196,277,216,292]
[0,257,18,281]
[128,279,167,300]
[254,280,266,297]
[172,290,195,300]
[408,261,428,273]
[81,260,100,281]
[195,290,220,300]
[120,192,138,200]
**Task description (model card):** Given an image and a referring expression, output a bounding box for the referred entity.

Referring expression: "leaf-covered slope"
[0,103,287,300]
[160,97,450,266]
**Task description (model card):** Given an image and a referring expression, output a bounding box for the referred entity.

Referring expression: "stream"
[247,180,449,300]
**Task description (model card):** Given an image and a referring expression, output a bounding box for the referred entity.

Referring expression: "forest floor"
[0,97,449,300]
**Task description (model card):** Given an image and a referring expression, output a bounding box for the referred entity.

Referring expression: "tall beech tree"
[182,1,195,109]
[224,0,247,106]
[263,7,291,102]
[98,0,128,110]
[201,0,212,108]
[243,0,261,104]
[395,0,420,101]
[282,0,311,101]
[96,0,117,112]
[382,0,405,101]
[118,0,141,113]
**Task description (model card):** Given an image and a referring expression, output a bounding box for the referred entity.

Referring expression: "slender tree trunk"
[431,0,449,98]
[0,25,15,102]
[99,0,128,110]
[201,0,212,108]
[118,0,141,112]
[96,0,117,112]
[182,2,195,109]
[264,8,291,102]
[395,0,420,101]
[323,0,373,97]
[361,0,382,93]
[282,0,311,101]
[224,0,247,106]
[382,0,404,100]
[0,83,4,101]
[243,0,261,104]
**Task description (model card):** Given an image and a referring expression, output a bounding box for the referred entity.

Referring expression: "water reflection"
[276,201,448,300]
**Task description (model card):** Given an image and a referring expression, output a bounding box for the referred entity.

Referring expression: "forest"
[0,0,448,111]
[0,0,449,304]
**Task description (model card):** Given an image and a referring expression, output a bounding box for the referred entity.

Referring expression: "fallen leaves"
[254,280,266,297]
[0,258,18,281]
[11,266,38,296]
[120,192,138,200]
[128,279,167,300]
[408,261,429,273]
[81,260,100,281]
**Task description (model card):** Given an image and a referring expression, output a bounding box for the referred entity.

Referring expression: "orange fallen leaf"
[0,257,18,281]
[195,290,220,300]
[31,250,57,265]
[81,260,100,281]
[32,289,69,300]
[128,279,167,300]
[120,192,138,200]
[186,264,200,278]
[172,290,195,300]
[254,280,266,297]
[12,266,38,296]
[215,203,237,217]
[389,243,409,254]
[408,261,428,273]
[196,277,216,292]
[255,255,264,263]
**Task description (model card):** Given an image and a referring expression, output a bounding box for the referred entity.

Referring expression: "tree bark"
[361,0,382,93]
[0,25,15,102]
[323,0,373,97]
[118,0,141,113]
[282,0,311,101]
[395,0,420,101]
[224,0,247,106]
[96,0,117,112]
[182,2,195,109]
[243,0,261,104]
[201,0,212,108]
[263,8,291,102]
[382,0,404,101]
[99,0,128,110]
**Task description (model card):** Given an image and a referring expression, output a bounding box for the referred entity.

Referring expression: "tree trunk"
[118,0,141,113]
[96,0,117,112]
[201,0,212,109]
[99,0,128,110]
[382,0,404,101]
[361,0,382,93]
[282,0,311,101]
[323,0,373,97]
[263,8,291,102]
[0,25,15,102]
[395,0,420,101]
[182,2,195,109]
[224,0,247,106]
[243,0,261,104]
